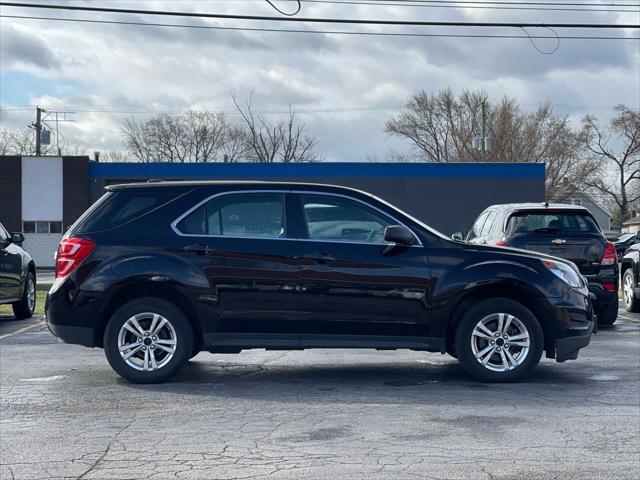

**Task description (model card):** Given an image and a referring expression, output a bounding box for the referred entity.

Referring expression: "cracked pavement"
[0,311,639,480]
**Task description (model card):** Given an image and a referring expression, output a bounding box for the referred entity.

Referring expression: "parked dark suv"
[461,203,618,325]
[46,183,595,383]
[1,222,37,319]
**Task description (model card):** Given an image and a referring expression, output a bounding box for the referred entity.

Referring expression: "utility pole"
[34,106,44,156]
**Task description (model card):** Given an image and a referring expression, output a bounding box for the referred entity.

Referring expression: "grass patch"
[0,290,47,317]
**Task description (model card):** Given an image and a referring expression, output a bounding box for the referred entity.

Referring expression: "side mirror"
[451,231,464,241]
[10,232,25,244]
[384,225,416,246]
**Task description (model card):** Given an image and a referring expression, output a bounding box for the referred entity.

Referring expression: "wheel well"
[28,262,36,279]
[94,281,203,350]
[445,285,555,356]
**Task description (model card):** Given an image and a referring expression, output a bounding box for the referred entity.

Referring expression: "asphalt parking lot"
[1,311,639,480]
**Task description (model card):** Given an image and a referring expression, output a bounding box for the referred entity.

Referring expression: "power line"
[1,2,638,28]
[302,0,640,13]
[0,101,624,116]
[333,0,640,5]
[2,14,637,41]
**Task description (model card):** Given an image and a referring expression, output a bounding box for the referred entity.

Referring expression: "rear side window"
[74,191,174,233]
[506,211,601,235]
[175,193,285,238]
[480,211,497,238]
[467,211,489,241]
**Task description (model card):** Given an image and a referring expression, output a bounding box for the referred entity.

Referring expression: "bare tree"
[182,111,227,162]
[385,89,597,197]
[231,91,321,163]
[0,127,53,155]
[221,124,248,163]
[580,105,640,221]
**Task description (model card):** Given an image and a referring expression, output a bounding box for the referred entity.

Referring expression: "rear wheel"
[104,298,193,383]
[12,272,35,320]
[455,298,543,382]
[623,270,640,313]
[596,295,618,326]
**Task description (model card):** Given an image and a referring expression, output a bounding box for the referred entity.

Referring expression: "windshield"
[506,211,600,235]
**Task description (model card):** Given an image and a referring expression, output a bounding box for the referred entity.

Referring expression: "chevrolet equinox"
[46,182,595,383]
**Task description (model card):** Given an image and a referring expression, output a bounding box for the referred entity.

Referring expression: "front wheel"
[104,298,193,383]
[623,270,640,313]
[455,298,544,382]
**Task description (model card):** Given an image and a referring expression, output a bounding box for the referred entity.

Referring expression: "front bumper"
[555,315,594,362]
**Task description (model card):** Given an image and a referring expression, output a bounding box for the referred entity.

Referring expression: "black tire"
[12,272,35,320]
[454,298,544,382]
[622,270,640,313]
[596,295,618,326]
[104,298,193,384]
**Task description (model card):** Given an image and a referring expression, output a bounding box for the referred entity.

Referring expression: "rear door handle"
[183,244,213,255]
[303,252,335,263]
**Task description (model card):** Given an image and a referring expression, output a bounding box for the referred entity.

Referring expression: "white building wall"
[21,157,63,267]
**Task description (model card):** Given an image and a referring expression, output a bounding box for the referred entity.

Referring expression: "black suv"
[462,203,618,325]
[46,183,594,383]
[0,222,37,319]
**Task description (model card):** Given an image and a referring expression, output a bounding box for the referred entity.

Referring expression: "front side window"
[300,194,395,243]
[176,192,285,239]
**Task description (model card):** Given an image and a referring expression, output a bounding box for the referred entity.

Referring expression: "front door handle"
[183,244,213,255]
[304,252,335,263]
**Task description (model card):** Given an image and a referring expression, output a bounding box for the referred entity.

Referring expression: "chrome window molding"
[171,189,423,247]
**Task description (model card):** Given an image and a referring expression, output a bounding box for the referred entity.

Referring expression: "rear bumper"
[47,322,95,348]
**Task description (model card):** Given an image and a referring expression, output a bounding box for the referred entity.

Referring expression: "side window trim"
[171,190,289,240]
[171,189,423,246]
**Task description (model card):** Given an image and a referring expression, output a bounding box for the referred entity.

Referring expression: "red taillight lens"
[495,240,507,246]
[601,241,617,266]
[603,282,617,293]
[55,238,95,278]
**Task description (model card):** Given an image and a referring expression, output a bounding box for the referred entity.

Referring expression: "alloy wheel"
[117,312,177,371]
[26,277,35,313]
[623,273,634,309]
[471,313,530,372]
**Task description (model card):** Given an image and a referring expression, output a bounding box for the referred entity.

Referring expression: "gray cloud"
[0,23,60,70]
[0,0,638,160]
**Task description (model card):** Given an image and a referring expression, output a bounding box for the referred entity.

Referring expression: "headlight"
[542,260,583,289]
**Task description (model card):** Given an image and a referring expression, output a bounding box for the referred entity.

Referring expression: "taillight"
[495,240,507,246]
[55,238,95,278]
[601,241,617,266]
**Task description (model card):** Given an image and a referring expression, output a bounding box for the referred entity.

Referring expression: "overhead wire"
[301,0,640,13]
[0,2,638,28]
[2,14,636,41]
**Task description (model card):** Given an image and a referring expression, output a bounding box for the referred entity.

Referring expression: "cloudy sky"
[1,0,638,161]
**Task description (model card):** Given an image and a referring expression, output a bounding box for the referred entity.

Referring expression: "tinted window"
[176,193,285,238]
[74,191,174,233]
[506,211,600,235]
[300,194,394,243]
[467,211,489,241]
